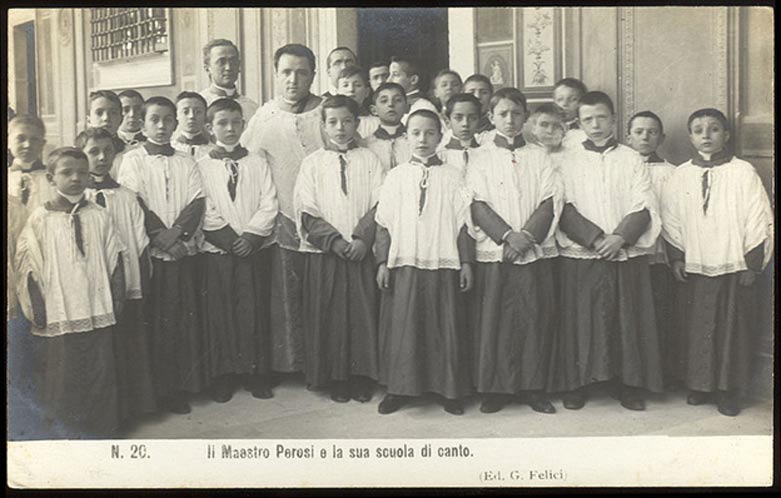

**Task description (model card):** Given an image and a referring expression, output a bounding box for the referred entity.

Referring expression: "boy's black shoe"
[250,375,274,399]
[619,385,645,411]
[378,394,408,414]
[526,391,556,414]
[442,398,464,415]
[686,390,711,406]
[479,394,507,414]
[562,390,586,410]
[164,393,191,415]
[330,381,351,403]
[211,377,234,403]
[716,391,740,417]
[350,377,374,403]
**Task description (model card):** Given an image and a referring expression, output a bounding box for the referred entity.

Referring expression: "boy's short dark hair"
[489,87,528,115]
[444,93,481,117]
[390,56,425,90]
[337,65,368,84]
[321,95,361,121]
[118,89,144,102]
[554,77,588,97]
[578,91,615,115]
[686,108,730,132]
[463,73,494,94]
[176,91,208,109]
[369,60,388,70]
[433,69,463,87]
[371,82,407,105]
[46,147,88,174]
[142,96,177,119]
[206,98,243,123]
[75,127,116,150]
[628,110,665,135]
[88,90,121,110]
[8,114,46,136]
[203,38,240,66]
[406,109,442,135]
[274,43,316,72]
[530,102,566,121]
[327,46,357,68]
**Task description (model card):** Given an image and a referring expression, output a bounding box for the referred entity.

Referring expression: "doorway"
[356,8,449,92]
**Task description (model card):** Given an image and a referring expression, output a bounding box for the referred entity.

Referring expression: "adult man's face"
[327,49,356,87]
[206,44,240,88]
[276,53,316,102]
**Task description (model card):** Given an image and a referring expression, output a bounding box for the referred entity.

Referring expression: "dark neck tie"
[339,154,348,196]
[95,191,106,208]
[46,197,88,256]
[374,125,406,141]
[209,145,249,162]
[493,133,526,151]
[226,160,239,201]
[644,151,665,164]
[143,141,176,157]
[701,170,712,215]
[582,137,618,154]
[691,150,733,168]
[410,156,443,215]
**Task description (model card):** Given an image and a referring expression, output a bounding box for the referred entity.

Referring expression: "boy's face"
[177,98,207,135]
[323,106,358,145]
[490,98,526,138]
[532,112,565,148]
[8,123,46,164]
[337,74,370,106]
[689,116,729,155]
[327,49,357,87]
[206,45,240,88]
[143,104,178,144]
[434,74,462,107]
[369,66,390,91]
[88,97,122,135]
[553,85,582,121]
[446,101,481,143]
[276,54,315,102]
[48,156,90,196]
[627,116,665,155]
[206,109,244,146]
[578,103,615,143]
[371,89,406,126]
[119,96,144,133]
[463,80,492,116]
[407,115,442,157]
[83,137,117,177]
[388,62,416,93]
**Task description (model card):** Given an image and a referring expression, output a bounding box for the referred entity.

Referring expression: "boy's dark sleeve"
[240,232,268,252]
[559,203,604,248]
[457,225,476,263]
[523,197,555,243]
[664,239,685,263]
[745,243,765,273]
[173,197,206,241]
[136,196,167,238]
[110,256,126,317]
[374,225,391,265]
[471,201,511,244]
[28,274,46,328]
[613,208,651,246]
[301,213,343,252]
[203,225,240,252]
[352,206,378,247]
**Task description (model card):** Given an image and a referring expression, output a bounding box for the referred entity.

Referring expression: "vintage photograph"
[6,5,775,488]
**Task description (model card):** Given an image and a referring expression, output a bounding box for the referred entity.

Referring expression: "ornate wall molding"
[715,7,729,113]
[58,9,73,46]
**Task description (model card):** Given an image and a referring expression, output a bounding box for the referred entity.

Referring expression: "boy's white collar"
[56,189,85,204]
[216,141,238,152]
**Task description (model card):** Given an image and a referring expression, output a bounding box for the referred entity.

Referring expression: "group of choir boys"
[6,40,773,438]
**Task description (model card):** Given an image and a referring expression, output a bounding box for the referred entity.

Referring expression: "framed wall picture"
[477,43,514,90]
